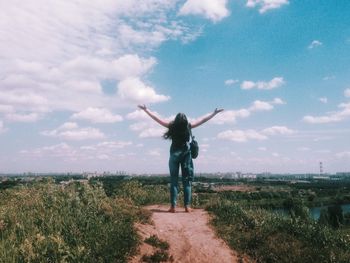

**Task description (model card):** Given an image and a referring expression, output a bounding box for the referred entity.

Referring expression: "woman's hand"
[214,108,224,114]
[138,104,147,111]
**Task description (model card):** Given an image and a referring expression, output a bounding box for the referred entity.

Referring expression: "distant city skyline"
[0,1,350,173]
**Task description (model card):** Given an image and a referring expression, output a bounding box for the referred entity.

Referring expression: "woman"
[138,105,223,212]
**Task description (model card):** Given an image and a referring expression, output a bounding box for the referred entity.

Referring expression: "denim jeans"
[169,145,194,207]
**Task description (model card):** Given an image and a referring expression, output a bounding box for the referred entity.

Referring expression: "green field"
[1,175,350,262]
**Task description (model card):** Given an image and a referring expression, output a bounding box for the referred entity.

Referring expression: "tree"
[327,205,344,228]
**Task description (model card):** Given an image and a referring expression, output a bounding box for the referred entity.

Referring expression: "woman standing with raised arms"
[138,105,224,213]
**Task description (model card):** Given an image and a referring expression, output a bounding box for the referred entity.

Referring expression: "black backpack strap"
[188,124,194,141]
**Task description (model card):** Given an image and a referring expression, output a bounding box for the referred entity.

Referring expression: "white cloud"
[336,151,350,159]
[319,97,328,104]
[5,112,41,123]
[218,125,295,142]
[118,78,170,104]
[303,102,350,124]
[344,88,350,98]
[41,122,105,140]
[261,126,295,135]
[308,40,322,49]
[0,120,7,134]
[297,147,310,151]
[148,149,162,156]
[129,121,166,138]
[97,141,132,149]
[225,79,239,86]
[179,0,230,22]
[246,0,289,13]
[272,97,286,105]
[249,100,274,111]
[0,105,14,113]
[126,109,173,138]
[20,143,77,159]
[217,129,268,142]
[126,110,150,120]
[240,77,285,90]
[0,0,195,123]
[213,98,284,124]
[71,107,123,123]
[59,122,79,130]
[213,109,251,124]
[323,75,335,81]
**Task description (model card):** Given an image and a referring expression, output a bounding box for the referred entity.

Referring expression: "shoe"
[185,206,192,213]
[168,207,176,213]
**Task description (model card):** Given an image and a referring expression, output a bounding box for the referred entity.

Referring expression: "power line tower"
[319,161,323,176]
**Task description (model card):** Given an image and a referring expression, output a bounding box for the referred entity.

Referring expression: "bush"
[207,200,350,263]
[0,181,142,262]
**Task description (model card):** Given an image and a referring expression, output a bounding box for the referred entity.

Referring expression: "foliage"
[207,200,350,263]
[144,235,169,250]
[0,181,144,263]
[113,180,169,206]
[142,235,172,262]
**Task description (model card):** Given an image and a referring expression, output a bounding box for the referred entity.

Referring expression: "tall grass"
[0,180,143,263]
[207,200,350,263]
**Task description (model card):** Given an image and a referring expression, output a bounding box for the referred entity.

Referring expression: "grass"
[0,180,147,262]
[206,199,350,263]
[142,235,172,262]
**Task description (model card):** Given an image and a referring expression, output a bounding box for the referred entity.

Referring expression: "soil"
[129,205,252,263]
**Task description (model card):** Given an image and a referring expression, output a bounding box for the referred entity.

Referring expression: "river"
[273,203,350,220]
[309,203,350,220]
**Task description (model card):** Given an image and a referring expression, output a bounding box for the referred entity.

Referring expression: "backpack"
[189,126,199,159]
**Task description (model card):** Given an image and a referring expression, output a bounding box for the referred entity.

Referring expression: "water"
[273,203,350,220]
[309,203,350,220]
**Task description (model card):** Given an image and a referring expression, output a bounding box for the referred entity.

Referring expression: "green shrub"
[113,180,169,206]
[207,200,350,263]
[0,181,142,262]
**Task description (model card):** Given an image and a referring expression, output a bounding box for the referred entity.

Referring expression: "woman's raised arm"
[190,108,224,128]
[138,104,170,128]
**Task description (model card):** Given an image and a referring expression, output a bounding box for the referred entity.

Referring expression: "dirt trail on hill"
[129,205,250,263]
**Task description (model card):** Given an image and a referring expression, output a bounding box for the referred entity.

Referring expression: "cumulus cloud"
[126,109,170,138]
[41,122,105,140]
[249,100,274,111]
[118,78,170,104]
[0,120,7,134]
[344,88,350,98]
[303,101,350,124]
[20,143,77,159]
[261,126,295,135]
[217,129,268,142]
[0,1,201,124]
[240,77,285,90]
[319,97,328,104]
[148,149,162,156]
[5,112,41,123]
[20,139,133,162]
[297,147,310,151]
[218,125,294,142]
[336,151,350,159]
[71,107,123,123]
[179,0,230,22]
[213,98,284,124]
[308,40,323,49]
[272,97,286,104]
[224,79,239,86]
[246,0,289,13]
[323,75,335,81]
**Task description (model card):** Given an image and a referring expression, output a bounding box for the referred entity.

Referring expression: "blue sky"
[0,0,350,174]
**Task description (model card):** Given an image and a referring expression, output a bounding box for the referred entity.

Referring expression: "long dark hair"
[163,113,189,140]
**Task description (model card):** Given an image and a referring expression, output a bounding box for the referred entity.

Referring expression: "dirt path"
[129,205,249,263]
